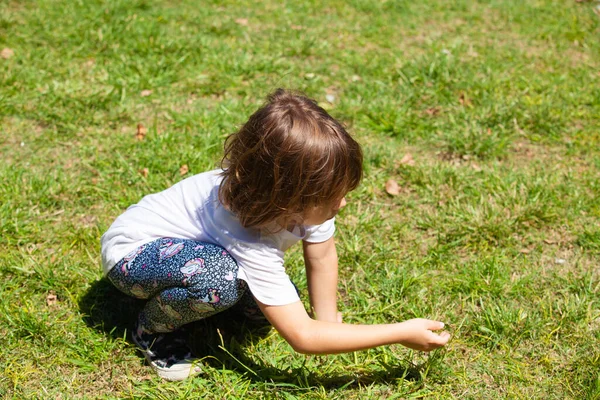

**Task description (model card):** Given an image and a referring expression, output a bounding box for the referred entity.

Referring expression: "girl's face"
[303,197,347,225]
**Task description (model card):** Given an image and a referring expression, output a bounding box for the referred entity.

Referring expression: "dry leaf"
[139,168,149,177]
[1,48,14,59]
[400,153,415,166]
[385,179,400,196]
[136,123,147,140]
[425,107,440,116]
[519,248,531,254]
[543,239,557,245]
[290,24,303,30]
[141,90,153,97]
[235,18,249,26]
[471,163,482,172]
[459,93,472,107]
[46,291,57,307]
[179,164,189,175]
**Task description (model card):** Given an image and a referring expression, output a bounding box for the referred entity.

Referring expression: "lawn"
[1,0,600,398]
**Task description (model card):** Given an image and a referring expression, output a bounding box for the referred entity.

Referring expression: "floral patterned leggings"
[107,237,268,333]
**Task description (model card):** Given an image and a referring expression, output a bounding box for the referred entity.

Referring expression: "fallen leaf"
[136,123,147,140]
[179,164,189,175]
[459,93,472,107]
[425,107,440,116]
[555,258,566,264]
[519,248,531,254]
[290,24,303,30]
[141,89,153,97]
[1,48,14,59]
[305,73,316,80]
[400,153,415,166]
[46,291,57,307]
[325,94,335,103]
[351,75,361,82]
[543,239,557,245]
[235,18,248,26]
[471,163,482,172]
[139,168,149,177]
[385,179,400,196]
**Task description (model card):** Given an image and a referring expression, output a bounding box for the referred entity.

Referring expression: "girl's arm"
[303,237,340,323]
[256,299,450,355]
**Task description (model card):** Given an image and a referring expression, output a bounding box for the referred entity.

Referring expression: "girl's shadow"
[78,277,271,353]
[79,278,430,388]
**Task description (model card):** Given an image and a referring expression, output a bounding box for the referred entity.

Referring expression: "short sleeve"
[228,243,300,306]
[303,217,336,243]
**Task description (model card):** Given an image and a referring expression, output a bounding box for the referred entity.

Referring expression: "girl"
[101,89,450,381]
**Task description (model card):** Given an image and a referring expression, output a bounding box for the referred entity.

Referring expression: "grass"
[1,0,600,398]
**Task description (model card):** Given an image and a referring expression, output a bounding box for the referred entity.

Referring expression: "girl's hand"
[396,319,450,351]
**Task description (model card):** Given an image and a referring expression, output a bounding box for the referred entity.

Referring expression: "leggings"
[107,237,267,333]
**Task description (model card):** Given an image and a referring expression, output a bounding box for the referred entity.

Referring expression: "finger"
[431,331,451,346]
[426,320,446,331]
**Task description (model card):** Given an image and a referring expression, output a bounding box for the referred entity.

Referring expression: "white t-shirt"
[100,169,335,306]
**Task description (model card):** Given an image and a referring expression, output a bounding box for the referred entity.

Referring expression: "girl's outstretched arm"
[256,299,450,355]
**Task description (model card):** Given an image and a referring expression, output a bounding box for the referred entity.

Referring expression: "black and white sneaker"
[132,322,202,381]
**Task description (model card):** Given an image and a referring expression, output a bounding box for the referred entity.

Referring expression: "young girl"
[101,89,450,381]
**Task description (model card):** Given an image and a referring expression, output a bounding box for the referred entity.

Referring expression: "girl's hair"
[219,88,363,229]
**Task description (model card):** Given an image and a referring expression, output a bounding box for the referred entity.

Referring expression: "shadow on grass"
[79,278,430,389]
[79,278,145,340]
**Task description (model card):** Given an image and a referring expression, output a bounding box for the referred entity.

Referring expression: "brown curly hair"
[219,89,363,229]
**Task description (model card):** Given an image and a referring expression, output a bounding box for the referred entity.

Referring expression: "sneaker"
[132,323,202,381]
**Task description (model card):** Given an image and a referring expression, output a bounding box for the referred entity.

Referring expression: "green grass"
[1,0,600,398]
